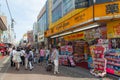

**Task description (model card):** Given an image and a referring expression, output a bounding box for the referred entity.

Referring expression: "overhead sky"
[1,0,47,42]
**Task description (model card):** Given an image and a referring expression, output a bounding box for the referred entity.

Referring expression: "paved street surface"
[0,56,119,80]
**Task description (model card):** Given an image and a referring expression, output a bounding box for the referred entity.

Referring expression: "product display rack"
[90,45,107,77]
[90,39,108,77]
[105,51,120,76]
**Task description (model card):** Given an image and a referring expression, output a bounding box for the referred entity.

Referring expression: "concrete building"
[0,16,7,42]
[45,0,120,73]
[37,1,50,47]
[27,30,33,47]
[45,0,119,46]
[0,16,16,45]
[19,33,28,47]
[33,22,39,48]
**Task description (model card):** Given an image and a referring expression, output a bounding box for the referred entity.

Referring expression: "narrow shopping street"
[0,56,118,80]
[0,0,120,80]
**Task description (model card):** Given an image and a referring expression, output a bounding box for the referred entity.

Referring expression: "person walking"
[28,48,34,71]
[10,47,16,67]
[20,48,25,66]
[33,48,38,64]
[24,48,29,70]
[12,47,22,71]
[52,46,59,74]
[39,47,45,66]
[45,48,50,64]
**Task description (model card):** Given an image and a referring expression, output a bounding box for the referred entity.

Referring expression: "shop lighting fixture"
[51,23,99,38]
[51,31,72,38]
[59,31,72,36]
[51,35,59,38]
[73,23,99,33]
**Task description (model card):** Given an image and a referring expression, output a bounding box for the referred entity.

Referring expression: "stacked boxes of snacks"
[105,49,120,76]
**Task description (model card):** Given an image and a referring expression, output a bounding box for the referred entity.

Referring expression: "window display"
[59,45,75,67]
[105,38,120,76]
[73,40,85,63]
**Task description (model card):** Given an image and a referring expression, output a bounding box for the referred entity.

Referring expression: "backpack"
[28,53,33,61]
[28,52,33,61]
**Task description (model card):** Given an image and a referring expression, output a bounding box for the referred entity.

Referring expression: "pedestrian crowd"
[9,46,60,74]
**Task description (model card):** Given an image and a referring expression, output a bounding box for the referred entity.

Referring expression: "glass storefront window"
[63,0,74,15]
[75,0,89,9]
[52,3,62,23]
[38,12,47,34]
[53,0,57,4]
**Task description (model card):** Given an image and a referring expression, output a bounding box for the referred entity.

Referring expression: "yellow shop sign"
[107,20,120,38]
[64,32,84,41]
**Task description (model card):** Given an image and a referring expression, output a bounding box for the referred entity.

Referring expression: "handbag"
[12,56,17,63]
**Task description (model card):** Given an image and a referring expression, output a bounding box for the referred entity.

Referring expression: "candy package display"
[90,45,107,77]
[105,49,120,76]
[90,39,107,77]
[60,45,75,66]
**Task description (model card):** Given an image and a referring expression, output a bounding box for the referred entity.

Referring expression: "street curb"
[3,56,10,64]
[0,56,10,80]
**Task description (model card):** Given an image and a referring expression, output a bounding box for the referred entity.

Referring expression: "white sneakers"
[54,71,60,74]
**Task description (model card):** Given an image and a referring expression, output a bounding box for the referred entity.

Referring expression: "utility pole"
[6,0,16,44]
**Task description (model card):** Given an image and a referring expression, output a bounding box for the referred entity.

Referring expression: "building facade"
[52,0,62,23]
[0,16,7,43]
[37,5,46,47]
[27,30,33,47]
[37,1,50,47]
[45,0,120,74]
[63,0,75,15]
[33,22,38,42]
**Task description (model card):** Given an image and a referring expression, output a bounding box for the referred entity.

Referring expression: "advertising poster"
[107,20,120,38]
[85,26,107,41]
[61,46,66,55]
[90,39,107,77]
[66,46,73,55]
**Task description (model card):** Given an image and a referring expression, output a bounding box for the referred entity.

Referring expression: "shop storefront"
[45,1,120,77]
[58,24,107,69]
[89,20,120,77]
[105,20,120,76]
[48,21,120,76]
